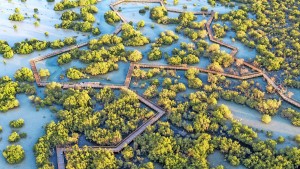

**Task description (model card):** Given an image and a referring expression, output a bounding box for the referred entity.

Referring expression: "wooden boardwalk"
[124,63,135,87]
[29,2,300,169]
[56,93,166,169]
[166,7,210,15]
[30,60,41,84]
[135,63,263,80]
[113,25,123,34]
[56,147,66,169]
[206,11,300,108]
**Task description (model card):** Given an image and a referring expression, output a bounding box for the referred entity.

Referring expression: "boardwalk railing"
[136,63,263,80]
[124,63,135,87]
[166,7,211,15]
[29,2,300,169]
[56,93,166,169]
[205,11,300,108]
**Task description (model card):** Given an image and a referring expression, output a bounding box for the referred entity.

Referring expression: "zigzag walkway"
[166,7,210,15]
[135,63,263,80]
[206,11,300,108]
[32,43,87,62]
[56,93,166,169]
[33,1,300,169]
[262,74,300,107]
[30,60,41,84]
[30,27,121,87]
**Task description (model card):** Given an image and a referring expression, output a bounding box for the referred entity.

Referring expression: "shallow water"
[0,0,300,168]
[286,87,300,102]
[0,94,55,169]
[0,0,117,168]
[0,0,90,46]
[219,100,300,146]
[222,30,257,61]
[164,0,239,14]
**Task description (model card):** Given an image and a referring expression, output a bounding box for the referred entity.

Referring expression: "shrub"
[9,119,25,128]
[261,114,272,124]
[137,20,145,28]
[63,37,76,45]
[14,67,35,82]
[58,53,72,65]
[104,11,121,24]
[277,136,285,143]
[9,13,24,21]
[39,69,50,77]
[8,132,20,143]
[148,47,162,61]
[150,6,167,20]
[2,145,25,164]
[139,9,146,14]
[128,50,142,62]
[50,40,65,49]
[67,68,86,80]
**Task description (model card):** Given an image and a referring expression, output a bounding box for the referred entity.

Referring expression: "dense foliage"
[9,118,25,128]
[0,76,19,112]
[65,145,117,169]
[39,69,50,77]
[0,40,14,58]
[147,47,162,61]
[33,86,154,168]
[56,5,100,35]
[67,68,86,80]
[2,145,25,164]
[218,0,300,88]
[154,31,178,47]
[129,68,300,169]
[121,24,150,46]
[221,81,282,116]
[8,132,21,143]
[1,37,77,57]
[54,0,97,11]
[2,1,300,169]
[9,8,24,21]
[104,11,121,24]
[14,67,34,82]
[281,108,300,126]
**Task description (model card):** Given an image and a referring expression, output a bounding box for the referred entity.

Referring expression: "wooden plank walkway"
[56,147,66,169]
[113,25,123,34]
[166,7,210,15]
[56,93,166,169]
[205,11,300,108]
[29,42,88,85]
[124,63,135,87]
[34,3,300,169]
[30,60,41,84]
[135,63,263,80]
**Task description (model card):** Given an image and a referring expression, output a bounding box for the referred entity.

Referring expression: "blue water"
[0,0,299,168]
